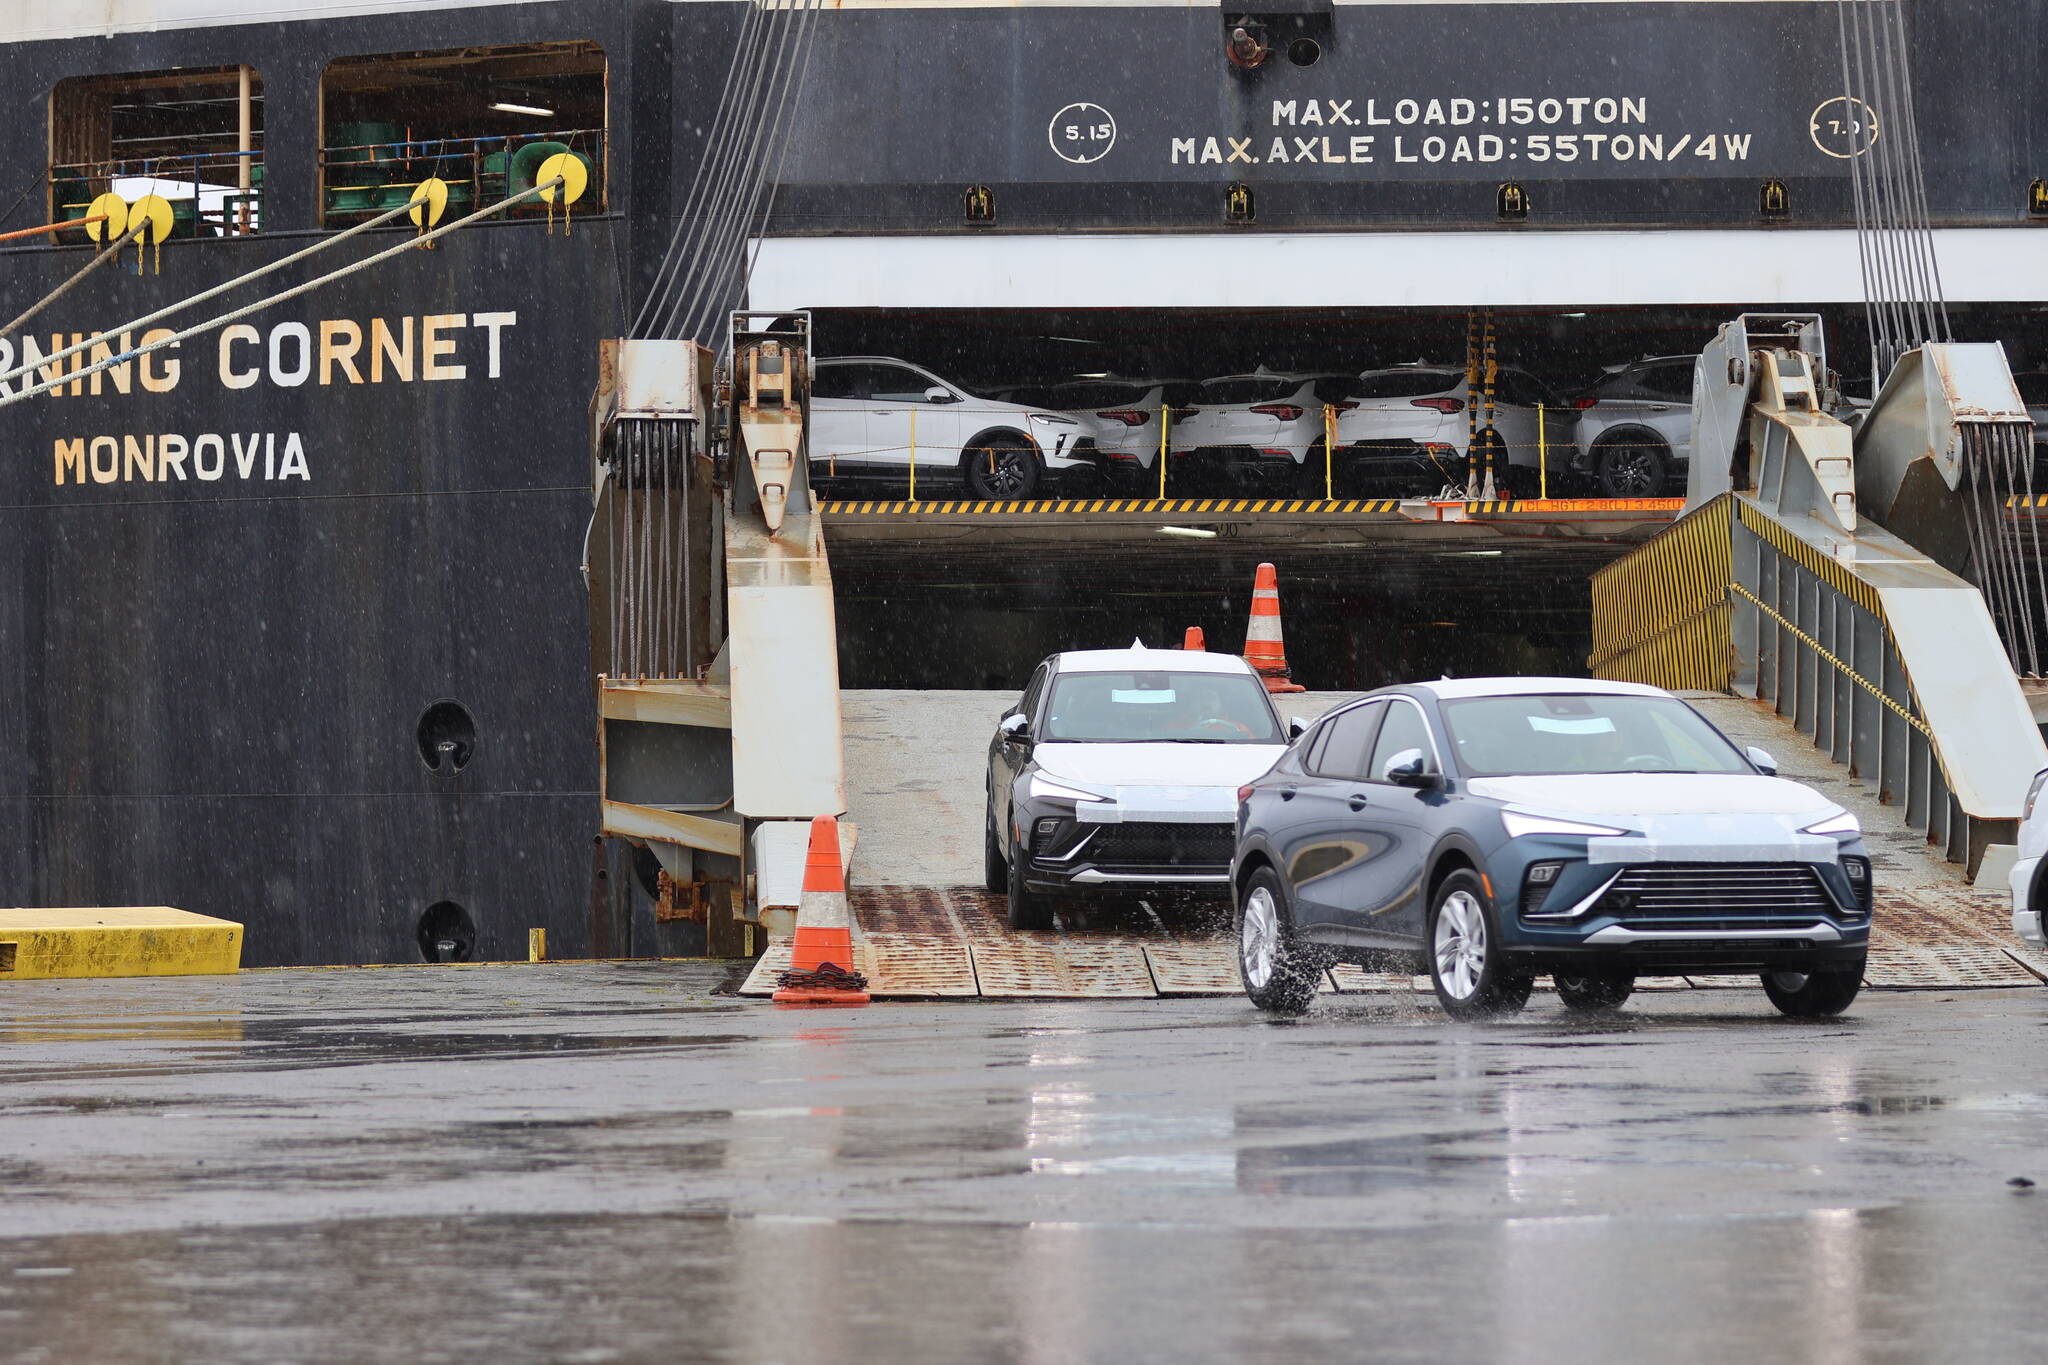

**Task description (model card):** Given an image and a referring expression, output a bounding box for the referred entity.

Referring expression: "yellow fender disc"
[536,152,588,206]
[129,194,175,244]
[86,193,129,242]
[409,176,450,228]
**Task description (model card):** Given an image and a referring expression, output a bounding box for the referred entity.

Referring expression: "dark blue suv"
[1232,678,1873,1019]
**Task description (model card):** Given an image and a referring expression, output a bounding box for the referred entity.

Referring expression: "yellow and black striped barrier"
[817,497,1684,519]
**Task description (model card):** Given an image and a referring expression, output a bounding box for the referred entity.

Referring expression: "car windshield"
[1439,692,1752,776]
[1042,670,1283,743]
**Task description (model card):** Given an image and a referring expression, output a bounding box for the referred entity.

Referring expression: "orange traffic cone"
[1243,562,1305,693]
[1183,626,1206,650]
[771,815,870,1007]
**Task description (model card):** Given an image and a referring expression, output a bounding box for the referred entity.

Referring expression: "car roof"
[1054,647,1262,677]
[1410,676,1676,700]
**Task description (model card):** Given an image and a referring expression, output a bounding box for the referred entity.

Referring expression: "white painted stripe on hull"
[749,229,2048,309]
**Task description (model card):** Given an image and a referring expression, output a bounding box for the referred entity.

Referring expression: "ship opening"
[318,40,608,227]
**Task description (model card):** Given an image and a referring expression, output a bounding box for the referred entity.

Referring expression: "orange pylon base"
[772,987,872,1007]
[1259,675,1306,694]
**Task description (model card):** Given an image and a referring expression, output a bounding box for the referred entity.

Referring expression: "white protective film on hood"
[1034,742,1284,824]
[1467,773,1848,864]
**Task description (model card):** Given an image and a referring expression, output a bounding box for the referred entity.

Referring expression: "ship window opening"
[319,41,607,228]
[417,700,478,774]
[417,901,476,963]
[49,65,265,239]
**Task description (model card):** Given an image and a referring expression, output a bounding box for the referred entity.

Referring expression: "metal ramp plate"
[1327,965,1424,993]
[1863,943,2041,989]
[969,934,1156,998]
[1142,939,1241,995]
[861,932,979,997]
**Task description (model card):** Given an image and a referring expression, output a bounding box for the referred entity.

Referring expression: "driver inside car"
[1159,682,1253,738]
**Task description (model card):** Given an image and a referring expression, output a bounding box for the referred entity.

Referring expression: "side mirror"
[1746,746,1778,776]
[1000,713,1031,744]
[1287,716,1309,740]
[924,386,954,404]
[1383,748,1442,789]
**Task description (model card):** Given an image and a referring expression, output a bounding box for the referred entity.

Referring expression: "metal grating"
[1863,943,2041,989]
[969,936,1158,998]
[864,932,979,997]
[1143,939,1241,995]
[1328,965,1426,993]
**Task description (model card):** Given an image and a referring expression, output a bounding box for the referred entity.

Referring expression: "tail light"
[1250,404,1304,421]
[1174,407,1202,418]
[1237,784,1256,802]
[1329,400,1359,412]
[1574,396,1598,410]
[1097,409,1150,427]
[1411,397,1463,414]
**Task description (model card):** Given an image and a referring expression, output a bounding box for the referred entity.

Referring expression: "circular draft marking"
[1810,96,1880,159]
[1048,102,1117,165]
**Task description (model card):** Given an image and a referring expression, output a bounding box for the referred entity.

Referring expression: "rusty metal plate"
[853,884,976,937]
[1143,939,1241,995]
[738,938,792,997]
[1864,944,2041,989]
[1873,886,2014,946]
[863,932,978,997]
[970,935,1157,998]
[2002,946,2048,983]
[1327,965,1426,993]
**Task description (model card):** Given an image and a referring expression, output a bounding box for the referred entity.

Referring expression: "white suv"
[1167,370,1356,491]
[1569,356,1698,497]
[1036,378,1199,484]
[809,357,1090,499]
[1330,365,1566,498]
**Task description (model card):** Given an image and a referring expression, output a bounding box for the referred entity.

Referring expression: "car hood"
[1466,772,1836,819]
[1468,773,1849,865]
[1035,742,1284,789]
[1033,742,1283,822]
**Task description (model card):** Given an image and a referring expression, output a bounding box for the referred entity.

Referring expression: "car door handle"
[1347,793,1370,811]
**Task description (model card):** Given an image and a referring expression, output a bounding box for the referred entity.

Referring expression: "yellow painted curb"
[0,907,243,980]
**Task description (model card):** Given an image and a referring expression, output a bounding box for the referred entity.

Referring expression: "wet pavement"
[4,965,2048,1363]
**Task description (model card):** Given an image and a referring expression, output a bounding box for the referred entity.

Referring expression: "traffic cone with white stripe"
[771,815,870,1007]
[1243,562,1305,693]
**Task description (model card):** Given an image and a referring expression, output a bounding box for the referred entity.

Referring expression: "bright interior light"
[1157,526,1218,539]
[490,102,555,117]
[1501,810,1627,839]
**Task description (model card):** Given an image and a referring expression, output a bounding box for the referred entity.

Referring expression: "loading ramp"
[735,688,2047,1000]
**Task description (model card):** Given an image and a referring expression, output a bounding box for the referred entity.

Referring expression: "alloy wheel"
[1433,889,1487,1000]
[1605,447,1661,495]
[1240,885,1280,989]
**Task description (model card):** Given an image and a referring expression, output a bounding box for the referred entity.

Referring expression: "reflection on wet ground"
[2,964,2046,1362]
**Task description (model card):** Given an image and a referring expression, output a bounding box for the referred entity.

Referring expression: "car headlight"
[1500,811,1627,839]
[1029,773,1106,803]
[2027,768,2048,821]
[1801,810,1861,837]
[1028,413,1078,427]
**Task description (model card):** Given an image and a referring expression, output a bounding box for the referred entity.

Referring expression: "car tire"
[1427,869,1533,1020]
[1760,959,1865,1018]
[1006,833,1055,931]
[1555,971,1635,1014]
[1594,434,1669,498]
[1236,866,1328,1013]
[964,435,1041,500]
[983,799,1007,894]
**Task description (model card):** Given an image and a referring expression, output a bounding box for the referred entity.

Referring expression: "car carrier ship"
[2,0,2044,967]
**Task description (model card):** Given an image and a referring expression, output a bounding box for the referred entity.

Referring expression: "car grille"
[1592,862,1841,927]
[1085,822,1235,870]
